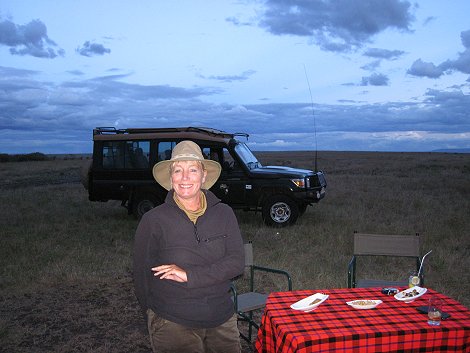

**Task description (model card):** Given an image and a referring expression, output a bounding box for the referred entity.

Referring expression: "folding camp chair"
[231,242,292,345]
[348,231,422,288]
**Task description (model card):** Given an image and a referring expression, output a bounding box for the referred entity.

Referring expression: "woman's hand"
[152,264,188,283]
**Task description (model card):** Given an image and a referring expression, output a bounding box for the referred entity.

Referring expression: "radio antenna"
[303,64,318,172]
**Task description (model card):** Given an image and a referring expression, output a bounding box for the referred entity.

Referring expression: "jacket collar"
[165,189,220,208]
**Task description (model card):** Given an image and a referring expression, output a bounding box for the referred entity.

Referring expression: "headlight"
[291,178,305,188]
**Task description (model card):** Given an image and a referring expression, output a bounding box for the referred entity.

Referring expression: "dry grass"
[0,151,469,352]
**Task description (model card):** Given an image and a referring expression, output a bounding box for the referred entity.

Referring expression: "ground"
[0,274,255,353]
[1,275,150,353]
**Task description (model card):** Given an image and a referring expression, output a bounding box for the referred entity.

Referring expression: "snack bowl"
[394,286,427,303]
[290,293,329,312]
[346,299,382,309]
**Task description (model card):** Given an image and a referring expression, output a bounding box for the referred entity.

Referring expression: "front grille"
[307,176,319,188]
[307,173,326,188]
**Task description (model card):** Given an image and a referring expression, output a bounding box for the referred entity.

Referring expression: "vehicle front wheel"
[262,195,299,227]
[132,193,161,220]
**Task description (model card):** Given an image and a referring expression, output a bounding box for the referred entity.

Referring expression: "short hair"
[169,160,205,174]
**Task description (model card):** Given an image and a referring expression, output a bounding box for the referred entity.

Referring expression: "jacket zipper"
[193,224,201,243]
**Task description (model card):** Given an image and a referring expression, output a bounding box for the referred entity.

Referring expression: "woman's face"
[170,161,207,201]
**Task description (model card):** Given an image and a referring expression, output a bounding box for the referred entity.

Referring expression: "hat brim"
[152,159,222,191]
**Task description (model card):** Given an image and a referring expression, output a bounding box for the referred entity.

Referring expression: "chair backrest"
[354,232,420,257]
[348,232,422,288]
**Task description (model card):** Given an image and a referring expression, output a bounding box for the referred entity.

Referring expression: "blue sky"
[1,0,469,153]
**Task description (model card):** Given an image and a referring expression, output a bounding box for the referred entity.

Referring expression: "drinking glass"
[427,296,442,326]
[408,271,420,287]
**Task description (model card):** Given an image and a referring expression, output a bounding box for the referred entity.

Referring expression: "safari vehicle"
[83,126,327,227]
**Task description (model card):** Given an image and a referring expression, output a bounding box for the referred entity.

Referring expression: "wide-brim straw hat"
[152,140,222,191]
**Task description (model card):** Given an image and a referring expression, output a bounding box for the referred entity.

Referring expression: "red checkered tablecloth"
[254,288,470,352]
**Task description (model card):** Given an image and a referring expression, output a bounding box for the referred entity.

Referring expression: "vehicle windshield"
[235,143,262,170]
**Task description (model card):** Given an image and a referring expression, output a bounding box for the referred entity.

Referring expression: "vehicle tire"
[262,195,299,227]
[132,193,161,220]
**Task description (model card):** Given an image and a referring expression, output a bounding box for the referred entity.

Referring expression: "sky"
[1,0,469,154]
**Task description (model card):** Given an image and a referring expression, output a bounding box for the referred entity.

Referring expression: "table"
[254,288,470,352]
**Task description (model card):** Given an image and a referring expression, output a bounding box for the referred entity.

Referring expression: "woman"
[133,140,245,353]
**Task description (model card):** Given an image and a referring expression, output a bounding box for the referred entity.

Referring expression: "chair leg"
[238,323,254,351]
[247,311,253,342]
[237,311,260,351]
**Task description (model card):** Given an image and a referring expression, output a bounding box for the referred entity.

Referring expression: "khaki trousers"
[147,309,241,353]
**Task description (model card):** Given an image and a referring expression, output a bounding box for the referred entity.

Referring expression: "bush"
[0,153,9,163]
[0,152,49,162]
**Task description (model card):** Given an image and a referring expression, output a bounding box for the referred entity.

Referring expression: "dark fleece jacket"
[133,189,245,328]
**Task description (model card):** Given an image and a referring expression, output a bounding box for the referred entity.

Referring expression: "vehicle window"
[158,141,176,161]
[202,147,210,159]
[131,141,150,168]
[102,141,150,169]
[222,147,240,171]
[202,147,220,163]
[235,143,261,169]
[102,142,126,168]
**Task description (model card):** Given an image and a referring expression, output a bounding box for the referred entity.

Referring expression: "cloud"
[198,70,256,83]
[423,89,470,128]
[67,70,85,76]
[361,73,390,86]
[0,18,64,58]
[0,65,38,78]
[225,16,253,27]
[439,30,470,74]
[256,0,414,52]
[408,30,470,78]
[361,48,405,72]
[76,41,111,57]
[407,59,443,78]
[423,16,436,26]
[363,48,405,60]
[0,70,225,134]
[0,66,468,153]
[461,30,470,49]
[361,60,381,71]
[315,130,470,152]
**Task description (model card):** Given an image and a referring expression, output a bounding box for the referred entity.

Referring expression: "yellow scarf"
[173,191,207,224]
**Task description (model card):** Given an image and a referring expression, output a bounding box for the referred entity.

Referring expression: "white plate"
[394,286,427,302]
[346,299,383,309]
[290,293,329,312]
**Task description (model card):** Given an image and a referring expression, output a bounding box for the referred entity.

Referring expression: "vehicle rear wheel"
[262,195,299,227]
[132,193,161,220]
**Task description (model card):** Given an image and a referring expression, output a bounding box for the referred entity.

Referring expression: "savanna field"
[1,151,469,352]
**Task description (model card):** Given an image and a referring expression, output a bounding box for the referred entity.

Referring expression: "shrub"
[0,152,49,162]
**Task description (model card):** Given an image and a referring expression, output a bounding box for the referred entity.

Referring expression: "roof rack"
[233,132,249,140]
[93,126,247,139]
[93,127,128,135]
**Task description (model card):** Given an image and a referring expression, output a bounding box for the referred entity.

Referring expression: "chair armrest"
[347,256,356,288]
[230,282,239,311]
[252,265,292,290]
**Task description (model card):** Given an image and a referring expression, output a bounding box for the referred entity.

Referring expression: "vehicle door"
[206,147,249,206]
[91,140,152,200]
